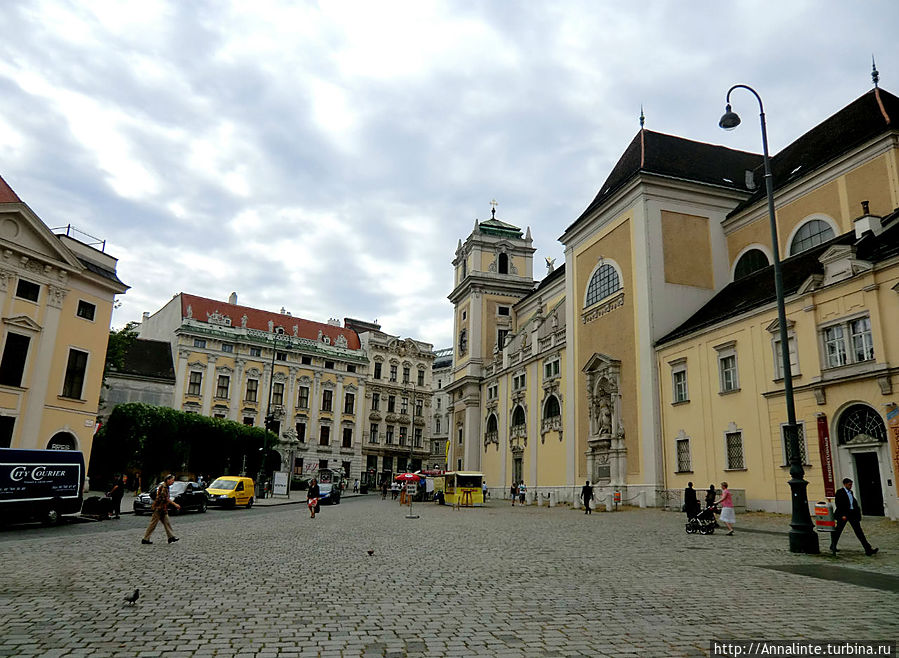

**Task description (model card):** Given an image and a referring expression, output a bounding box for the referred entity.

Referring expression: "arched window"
[790,220,835,255]
[47,432,77,451]
[838,405,887,445]
[498,253,509,274]
[734,249,769,279]
[511,405,526,429]
[543,395,560,419]
[585,263,621,307]
[486,414,498,433]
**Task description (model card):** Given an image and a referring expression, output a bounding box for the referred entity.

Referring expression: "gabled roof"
[566,131,762,234]
[656,211,899,346]
[180,293,362,350]
[729,88,899,218]
[0,174,22,203]
[113,339,176,381]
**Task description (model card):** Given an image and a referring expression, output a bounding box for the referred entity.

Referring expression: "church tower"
[446,203,536,471]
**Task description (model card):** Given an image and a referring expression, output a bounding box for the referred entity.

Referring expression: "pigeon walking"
[123,589,140,605]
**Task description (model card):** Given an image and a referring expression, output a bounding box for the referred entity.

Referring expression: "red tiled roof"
[180,293,361,350]
[0,174,22,203]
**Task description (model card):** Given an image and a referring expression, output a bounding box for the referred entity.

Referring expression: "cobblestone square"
[1,496,896,657]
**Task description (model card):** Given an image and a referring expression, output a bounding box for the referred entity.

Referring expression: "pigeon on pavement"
[123,589,140,605]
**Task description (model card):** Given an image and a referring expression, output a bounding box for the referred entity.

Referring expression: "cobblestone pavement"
[1,496,897,657]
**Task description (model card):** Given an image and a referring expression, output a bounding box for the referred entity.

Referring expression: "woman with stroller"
[715,481,735,535]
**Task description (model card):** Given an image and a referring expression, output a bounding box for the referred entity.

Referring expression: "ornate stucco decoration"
[583,353,625,486]
[246,367,262,378]
[335,334,348,348]
[216,364,233,375]
[46,284,67,309]
[207,310,231,326]
[581,290,625,325]
[540,382,563,444]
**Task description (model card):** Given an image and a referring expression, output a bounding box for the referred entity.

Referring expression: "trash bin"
[814,500,835,533]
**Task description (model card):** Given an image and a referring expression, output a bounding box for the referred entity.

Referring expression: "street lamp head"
[719,104,741,131]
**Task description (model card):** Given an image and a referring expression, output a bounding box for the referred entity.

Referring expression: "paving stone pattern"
[1,498,897,657]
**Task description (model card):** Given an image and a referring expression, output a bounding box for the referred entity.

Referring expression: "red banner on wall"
[816,414,836,498]
[886,403,899,498]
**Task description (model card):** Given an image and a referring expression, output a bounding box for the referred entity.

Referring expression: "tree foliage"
[89,402,277,490]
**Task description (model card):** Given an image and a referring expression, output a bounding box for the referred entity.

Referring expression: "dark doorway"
[853,452,884,516]
[0,416,14,448]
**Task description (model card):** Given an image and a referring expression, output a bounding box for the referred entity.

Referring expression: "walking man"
[142,474,180,545]
[581,480,595,514]
[107,473,127,519]
[830,478,878,556]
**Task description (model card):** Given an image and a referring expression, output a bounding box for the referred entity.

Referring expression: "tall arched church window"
[498,253,509,274]
[511,405,526,429]
[585,263,621,308]
[543,395,560,419]
[734,249,769,279]
[790,219,835,255]
[486,414,498,433]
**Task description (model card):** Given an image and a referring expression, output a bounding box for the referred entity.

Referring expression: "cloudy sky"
[1,1,897,348]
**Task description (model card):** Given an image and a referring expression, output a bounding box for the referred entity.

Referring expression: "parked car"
[133,480,208,515]
[0,448,85,525]
[205,476,255,508]
[318,481,341,505]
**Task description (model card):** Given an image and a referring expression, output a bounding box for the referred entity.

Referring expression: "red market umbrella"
[394,473,421,482]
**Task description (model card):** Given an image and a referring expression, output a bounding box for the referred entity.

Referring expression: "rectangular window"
[372,392,380,411]
[276,351,287,362]
[436,398,441,410]
[61,349,89,399]
[15,279,40,302]
[321,389,333,412]
[319,458,329,470]
[344,392,355,414]
[221,343,234,353]
[216,375,230,398]
[387,395,396,413]
[675,437,691,472]
[246,378,258,402]
[390,365,397,382]
[544,359,560,379]
[417,369,424,386]
[0,332,30,387]
[782,422,809,466]
[342,427,353,448]
[320,426,330,446]
[414,428,422,448]
[824,325,847,368]
[374,362,382,379]
[851,317,874,362]
[188,371,203,396]
[513,374,526,390]
[370,423,379,444]
[773,336,799,379]
[243,417,255,426]
[497,329,509,350]
[719,355,738,392]
[403,366,410,384]
[296,422,306,442]
[250,346,262,357]
[435,417,441,434]
[347,364,357,373]
[272,382,284,406]
[401,397,408,414]
[725,431,745,469]
[437,378,442,389]
[671,363,688,403]
[297,385,309,409]
[294,457,304,476]
[458,427,463,444]
[76,300,96,321]
[415,398,423,417]
[399,426,408,446]
[497,306,510,316]
[386,425,395,445]
[325,360,335,370]
[301,355,312,365]
[193,338,206,349]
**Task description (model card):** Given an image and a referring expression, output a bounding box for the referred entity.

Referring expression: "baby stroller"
[685,504,719,535]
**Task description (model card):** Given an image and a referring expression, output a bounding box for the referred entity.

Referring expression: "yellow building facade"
[449,86,899,516]
[0,175,128,466]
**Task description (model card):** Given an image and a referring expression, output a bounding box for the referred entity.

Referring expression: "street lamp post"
[406,381,419,519]
[719,85,819,554]
[263,335,286,499]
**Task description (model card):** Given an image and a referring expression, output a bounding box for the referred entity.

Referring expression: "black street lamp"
[719,85,819,554]
[263,335,287,498]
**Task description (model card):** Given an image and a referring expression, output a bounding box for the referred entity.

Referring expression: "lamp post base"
[788,474,820,554]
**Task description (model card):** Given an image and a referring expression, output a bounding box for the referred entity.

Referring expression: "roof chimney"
[228,292,237,305]
[142,311,150,321]
[744,170,756,190]
[854,200,883,238]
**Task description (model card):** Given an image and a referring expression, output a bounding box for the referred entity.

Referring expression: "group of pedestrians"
[509,481,526,505]
[684,482,735,535]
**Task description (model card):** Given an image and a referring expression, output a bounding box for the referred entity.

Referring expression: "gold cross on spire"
[489,199,498,218]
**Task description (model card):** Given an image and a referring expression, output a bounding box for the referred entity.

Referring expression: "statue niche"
[583,354,626,487]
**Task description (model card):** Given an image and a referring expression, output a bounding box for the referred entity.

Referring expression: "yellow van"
[206,476,256,508]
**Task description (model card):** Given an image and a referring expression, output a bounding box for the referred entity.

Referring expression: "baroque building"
[429,347,453,471]
[449,84,899,516]
[0,174,128,463]
[349,318,434,488]
[138,293,368,481]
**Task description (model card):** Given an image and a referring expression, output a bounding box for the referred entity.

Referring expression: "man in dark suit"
[830,478,878,556]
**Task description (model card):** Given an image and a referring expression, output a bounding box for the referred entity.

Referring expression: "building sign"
[816,414,836,498]
[886,403,899,498]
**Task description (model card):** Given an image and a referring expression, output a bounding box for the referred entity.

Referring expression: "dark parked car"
[133,481,208,515]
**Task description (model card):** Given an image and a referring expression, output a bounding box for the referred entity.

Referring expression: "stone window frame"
[818,312,874,371]
[768,319,800,381]
[780,420,810,467]
[484,412,499,451]
[723,422,746,471]
[714,341,739,394]
[786,214,839,256]
[674,429,692,473]
[584,258,624,309]
[669,358,688,404]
